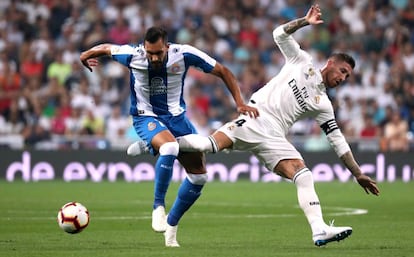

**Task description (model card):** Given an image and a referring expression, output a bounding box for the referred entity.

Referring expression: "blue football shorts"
[132,113,197,155]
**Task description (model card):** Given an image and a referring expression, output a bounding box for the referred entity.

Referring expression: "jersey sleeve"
[110,44,135,67]
[316,104,351,157]
[181,44,216,73]
[273,25,310,64]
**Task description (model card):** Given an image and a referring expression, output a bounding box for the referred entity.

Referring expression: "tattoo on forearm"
[340,152,362,177]
[283,18,309,34]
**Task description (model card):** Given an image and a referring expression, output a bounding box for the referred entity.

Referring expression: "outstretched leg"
[127,132,233,155]
[178,131,233,152]
[276,160,352,246]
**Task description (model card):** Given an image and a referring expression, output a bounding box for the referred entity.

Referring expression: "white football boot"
[126,141,149,156]
[164,221,180,247]
[151,206,167,232]
[313,221,352,246]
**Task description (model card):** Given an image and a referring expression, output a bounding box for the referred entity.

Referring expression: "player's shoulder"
[169,43,203,55]
[131,43,146,56]
[285,51,312,69]
[298,50,313,64]
[168,43,184,53]
[112,43,145,56]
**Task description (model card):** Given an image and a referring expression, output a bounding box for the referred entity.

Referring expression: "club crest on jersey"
[170,62,180,73]
[147,122,157,131]
[304,68,315,80]
[308,68,315,76]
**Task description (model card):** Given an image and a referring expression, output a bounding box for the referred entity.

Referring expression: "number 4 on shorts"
[235,119,246,127]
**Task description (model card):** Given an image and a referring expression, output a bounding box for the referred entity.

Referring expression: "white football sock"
[177,134,216,152]
[293,168,325,233]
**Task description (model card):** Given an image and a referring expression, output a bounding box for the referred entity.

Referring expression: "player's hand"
[237,104,259,118]
[81,58,99,72]
[355,174,380,196]
[305,4,324,25]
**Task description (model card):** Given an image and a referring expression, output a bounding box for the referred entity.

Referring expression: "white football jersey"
[249,26,350,157]
[110,43,216,117]
[251,26,334,135]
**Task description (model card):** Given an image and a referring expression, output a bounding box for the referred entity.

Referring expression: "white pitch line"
[0,206,367,221]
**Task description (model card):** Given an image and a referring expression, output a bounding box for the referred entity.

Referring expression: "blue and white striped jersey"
[110,43,217,117]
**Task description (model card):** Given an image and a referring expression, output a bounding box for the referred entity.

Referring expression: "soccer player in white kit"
[80,27,258,247]
[175,5,381,246]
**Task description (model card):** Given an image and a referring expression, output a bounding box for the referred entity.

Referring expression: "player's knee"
[274,159,305,179]
[159,141,179,156]
[187,173,208,185]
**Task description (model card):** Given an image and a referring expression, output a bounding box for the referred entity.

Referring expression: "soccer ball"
[57,202,90,234]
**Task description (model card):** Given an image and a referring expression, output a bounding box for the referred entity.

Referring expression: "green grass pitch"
[0,180,413,257]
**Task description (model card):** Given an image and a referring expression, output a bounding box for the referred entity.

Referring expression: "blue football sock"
[167,178,203,226]
[153,154,175,209]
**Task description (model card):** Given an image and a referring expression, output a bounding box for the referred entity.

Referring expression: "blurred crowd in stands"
[0,0,413,152]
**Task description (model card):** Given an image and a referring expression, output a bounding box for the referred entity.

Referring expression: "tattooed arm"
[339,151,362,177]
[283,4,324,34]
[273,5,324,62]
[340,151,380,196]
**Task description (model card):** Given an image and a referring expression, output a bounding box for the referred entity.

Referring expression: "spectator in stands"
[50,92,73,136]
[105,105,131,147]
[107,15,132,45]
[0,0,412,152]
[303,122,330,152]
[80,109,104,136]
[336,74,361,104]
[381,109,409,151]
[46,51,72,85]
[0,99,25,135]
[99,77,121,107]
[21,104,51,147]
[0,60,21,115]
[70,77,94,110]
[20,49,44,82]
[337,96,363,137]
[339,0,366,35]
[64,106,83,137]
[50,107,67,136]
[360,114,380,138]
[408,108,414,137]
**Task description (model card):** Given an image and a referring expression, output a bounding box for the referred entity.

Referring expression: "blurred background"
[0,0,413,153]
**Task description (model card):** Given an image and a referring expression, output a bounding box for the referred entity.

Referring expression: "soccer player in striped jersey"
[80,27,258,247]
[175,5,380,246]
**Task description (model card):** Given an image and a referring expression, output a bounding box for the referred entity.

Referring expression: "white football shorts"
[217,113,303,171]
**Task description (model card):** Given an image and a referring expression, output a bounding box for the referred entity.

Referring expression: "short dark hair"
[144,27,168,44]
[330,53,355,69]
